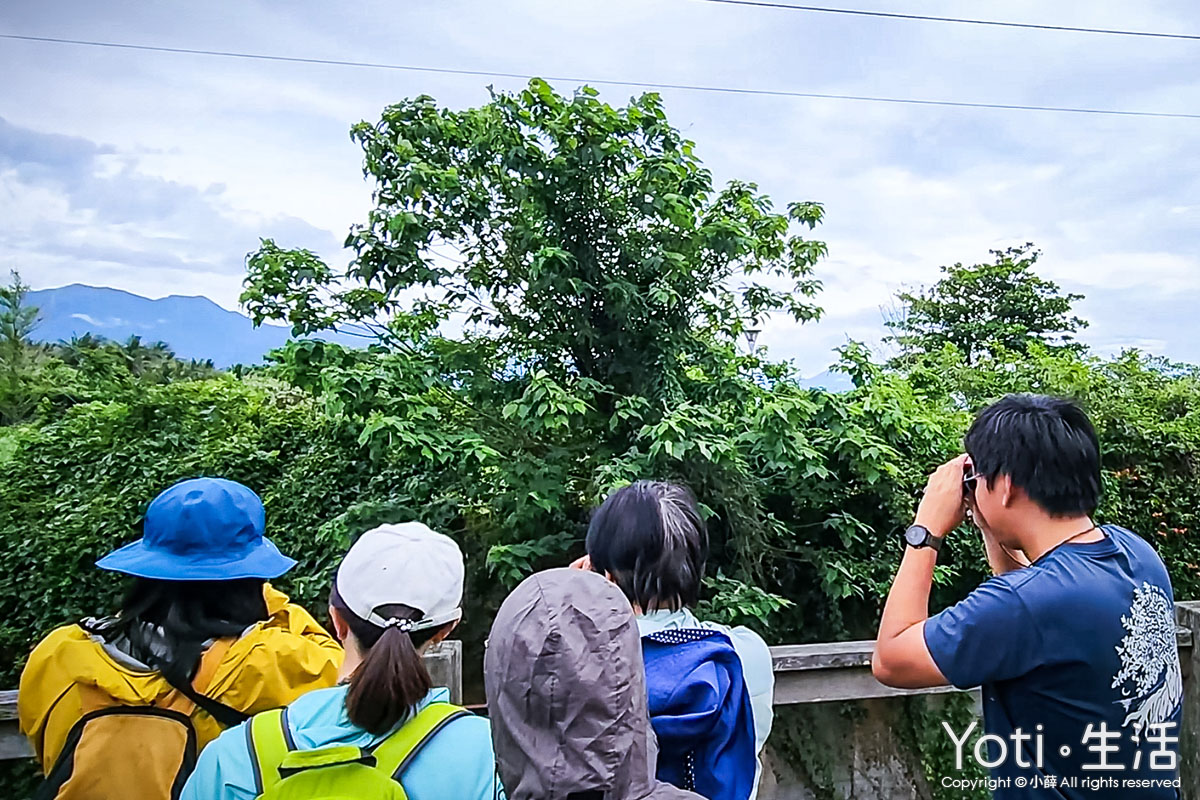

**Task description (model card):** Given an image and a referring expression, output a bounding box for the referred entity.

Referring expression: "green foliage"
[0,272,39,362]
[0,270,215,430]
[902,694,989,800]
[696,573,793,630]
[0,271,43,425]
[0,761,40,800]
[887,244,1087,365]
[769,704,850,800]
[53,334,218,385]
[244,79,826,402]
[770,697,986,800]
[486,532,577,587]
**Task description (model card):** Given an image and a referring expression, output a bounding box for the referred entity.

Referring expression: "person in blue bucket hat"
[19,477,344,788]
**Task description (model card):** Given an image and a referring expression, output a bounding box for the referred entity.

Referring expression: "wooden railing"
[0,689,19,761]
[5,602,1200,796]
[0,640,463,762]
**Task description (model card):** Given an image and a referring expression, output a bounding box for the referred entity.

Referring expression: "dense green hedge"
[6,342,1200,695]
[7,338,1200,800]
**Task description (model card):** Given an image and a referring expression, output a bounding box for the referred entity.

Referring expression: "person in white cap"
[183,522,503,800]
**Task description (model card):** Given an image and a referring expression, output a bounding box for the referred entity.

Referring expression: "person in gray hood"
[485,568,703,800]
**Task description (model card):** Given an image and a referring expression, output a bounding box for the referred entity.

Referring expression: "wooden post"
[424,640,463,705]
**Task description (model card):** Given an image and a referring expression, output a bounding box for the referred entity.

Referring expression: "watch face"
[904,526,928,547]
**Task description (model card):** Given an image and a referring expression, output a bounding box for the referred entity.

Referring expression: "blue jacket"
[638,608,774,799]
[642,628,758,800]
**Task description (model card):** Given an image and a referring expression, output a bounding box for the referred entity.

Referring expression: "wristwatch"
[903,524,943,552]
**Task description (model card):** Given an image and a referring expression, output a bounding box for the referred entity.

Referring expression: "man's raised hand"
[914,455,969,539]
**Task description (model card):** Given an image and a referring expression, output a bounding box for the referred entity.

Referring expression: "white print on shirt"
[1111,581,1183,742]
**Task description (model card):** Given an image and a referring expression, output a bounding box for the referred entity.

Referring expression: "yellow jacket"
[19,585,344,773]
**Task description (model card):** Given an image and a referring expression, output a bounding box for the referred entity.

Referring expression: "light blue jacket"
[181,685,503,800]
[638,608,774,800]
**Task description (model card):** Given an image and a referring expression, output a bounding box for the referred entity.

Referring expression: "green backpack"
[247,702,471,800]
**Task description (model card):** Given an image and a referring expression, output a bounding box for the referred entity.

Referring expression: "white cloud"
[0,116,341,310]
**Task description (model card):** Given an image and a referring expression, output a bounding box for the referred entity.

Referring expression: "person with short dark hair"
[873,395,1182,799]
[586,480,709,612]
[578,480,773,800]
[184,521,502,800]
[966,394,1102,517]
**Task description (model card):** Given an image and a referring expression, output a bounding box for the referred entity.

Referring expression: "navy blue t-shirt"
[925,526,1182,799]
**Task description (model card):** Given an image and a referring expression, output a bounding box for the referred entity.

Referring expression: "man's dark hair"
[586,480,708,612]
[965,394,1101,517]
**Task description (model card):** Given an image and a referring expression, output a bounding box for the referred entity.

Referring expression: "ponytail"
[330,587,441,735]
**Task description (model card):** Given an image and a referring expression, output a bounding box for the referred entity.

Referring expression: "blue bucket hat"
[96,477,297,581]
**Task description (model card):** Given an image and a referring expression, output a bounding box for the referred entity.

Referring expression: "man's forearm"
[873,456,964,688]
[877,545,938,643]
[878,452,966,641]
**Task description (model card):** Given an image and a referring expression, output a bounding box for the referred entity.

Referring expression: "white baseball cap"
[335,522,464,631]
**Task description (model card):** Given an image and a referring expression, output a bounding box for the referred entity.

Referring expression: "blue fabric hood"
[642,628,757,800]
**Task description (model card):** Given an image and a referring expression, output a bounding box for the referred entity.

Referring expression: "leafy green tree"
[0,272,38,362]
[243,79,826,402]
[240,80,842,627]
[886,244,1087,365]
[113,335,216,382]
[0,271,42,425]
[47,334,216,389]
[55,333,105,365]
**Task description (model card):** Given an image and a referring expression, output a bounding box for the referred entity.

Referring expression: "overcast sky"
[2,0,1198,375]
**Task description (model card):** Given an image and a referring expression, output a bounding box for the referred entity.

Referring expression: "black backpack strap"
[160,674,250,727]
[149,639,250,728]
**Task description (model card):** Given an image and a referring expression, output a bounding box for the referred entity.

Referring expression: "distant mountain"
[799,369,854,392]
[26,285,862,385]
[27,284,362,367]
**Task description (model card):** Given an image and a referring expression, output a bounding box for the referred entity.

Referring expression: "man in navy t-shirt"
[872,395,1181,799]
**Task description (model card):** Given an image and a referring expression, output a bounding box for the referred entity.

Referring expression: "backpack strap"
[371,703,471,780]
[158,638,250,727]
[246,707,293,795]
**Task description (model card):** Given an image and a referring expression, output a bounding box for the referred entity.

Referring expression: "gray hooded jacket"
[485,568,702,800]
